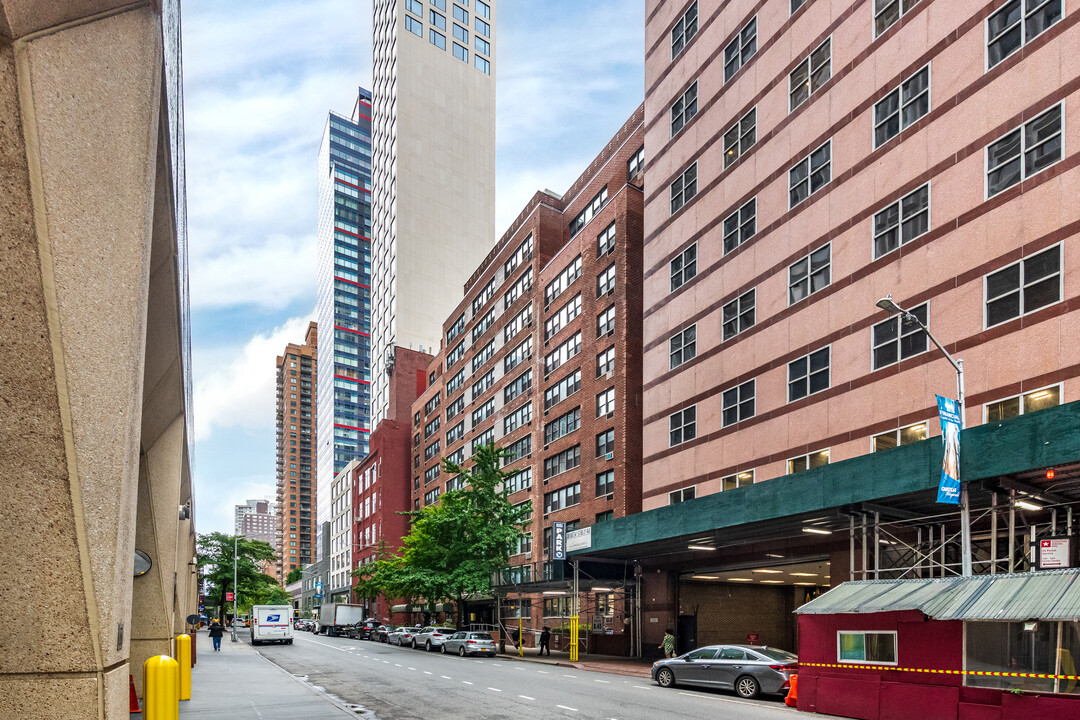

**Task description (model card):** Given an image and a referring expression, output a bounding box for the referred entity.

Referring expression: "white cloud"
[193,313,314,441]
[191,233,316,310]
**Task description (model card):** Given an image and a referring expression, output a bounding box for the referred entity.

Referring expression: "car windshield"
[471,633,493,640]
[435,628,456,633]
[754,648,798,662]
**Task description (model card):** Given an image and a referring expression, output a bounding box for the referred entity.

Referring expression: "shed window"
[838,631,897,665]
[965,621,1079,694]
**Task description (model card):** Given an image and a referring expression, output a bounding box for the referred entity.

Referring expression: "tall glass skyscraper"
[316,89,373,558]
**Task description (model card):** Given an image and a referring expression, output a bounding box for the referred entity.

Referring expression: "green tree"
[285,567,303,584]
[353,444,531,623]
[196,532,278,621]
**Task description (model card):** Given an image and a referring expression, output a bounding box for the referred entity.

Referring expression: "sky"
[184,0,645,535]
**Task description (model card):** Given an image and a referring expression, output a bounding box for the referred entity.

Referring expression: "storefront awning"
[795,568,1080,621]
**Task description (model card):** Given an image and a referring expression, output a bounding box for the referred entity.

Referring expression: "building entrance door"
[677,614,697,655]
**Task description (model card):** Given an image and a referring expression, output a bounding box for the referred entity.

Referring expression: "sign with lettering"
[552,522,566,560]
[566,526,592,552]
[1040,537,1072,569]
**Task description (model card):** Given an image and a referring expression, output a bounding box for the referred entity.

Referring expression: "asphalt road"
[250,632,809,720]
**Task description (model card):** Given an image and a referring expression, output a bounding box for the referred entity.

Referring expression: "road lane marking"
[441,675,451,679]
[423,671,432,675]
[463,681,473,685]
[519,695,534,700]
[487,687,501,692]
[594,679,610,683]
[395,663,402,667]
[556,705,578,712]
[633,685,652,690]
[537,670,549,674]
[513,667,524,670]
[408,667,415,671]
[562,674,577,678]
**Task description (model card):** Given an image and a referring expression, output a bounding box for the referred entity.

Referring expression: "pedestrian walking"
[208,619,224,651]
[539,626,551,656]
[659,629,676,658]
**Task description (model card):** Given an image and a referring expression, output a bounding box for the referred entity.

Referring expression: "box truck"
[250,605,294,646]
[313,603,365,636]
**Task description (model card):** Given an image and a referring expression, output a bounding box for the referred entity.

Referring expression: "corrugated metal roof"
[795,569,1080,621]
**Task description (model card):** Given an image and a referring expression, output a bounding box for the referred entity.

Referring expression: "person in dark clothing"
[208,620,224,651]
[511,627,520,647]
[539,627,551,656]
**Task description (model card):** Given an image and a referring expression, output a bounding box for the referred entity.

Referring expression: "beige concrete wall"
[0,3,195,717]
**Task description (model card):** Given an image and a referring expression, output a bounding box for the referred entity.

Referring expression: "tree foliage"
[285,567,303,584]
[353,444,531,621]
[196,532,279,620]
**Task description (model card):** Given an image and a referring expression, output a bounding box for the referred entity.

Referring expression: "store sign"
[225,592,234,602]
[746,632,761,644]
[552,522,566,560]
[1039,537,1072,569]
[936,395,961,505]
[567,527,592,552]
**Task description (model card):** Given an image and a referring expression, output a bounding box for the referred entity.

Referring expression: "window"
[453,42,468,62]
[987,0,1061,69]
[474,35,490,54]
[789,38,831,111]
[471,426,494,454]
[446,421,465,446]
[985,245,1061,327]
[544,481,581,513]
[429,29,447,49]
[472,307,495,342]
[724,17,757,80]
[504,267,533,309]
[474,16,490,37]
[597,263,616,297]
[597,221,616,257]
[504,402,532,435]
[788,347,830,401]
[472,339,495,373]
[405,15,423,36]
[505,234,533,276]
[838,632,897,665]
[425,465,441,485]
[474,55,490,74]
[723,108,756,168]
[504,369,532,404]
[424,440,441,462]
[723,198,756,254]
[670,244,697,292]
[514,534,532,556]
[669,486,696,504]
[596,510,614,523]
[874,65,930,147]
[545,369,581,410]
[669,325,696,369]
[446,474,465,492]
[507,467,532,494]
[447,368,466,396]
[545,293,582,341]
[985,385,1061,422]
[545,255,582,307]
[788,449,829,473]
[471,398,495,426]
[425,392,441,415]
[671,1,698,57]
[671,82,698,136]
[430,0,445,9]
[453,23,469,44]
[986,105,1063,197]
[721,470,754,491]
[447,340,465,368]
[669,406,696,446]
[476,0,490,18]
[789,140,831,208]
[597,305,616,337]
[596,346,615,378]
[873,184,930,258]
[505,337,532,373]
[722,380,755,426]
[545,331,581,375]
[791,0,809,13]
[627,145,645,182]
[596,470,615,497]
[407,0,423,15]
[872,422,928,452]
[570,187,608,237]
[453,5,468,23]
[543,446,581,481]
[424,416,441,438]
[544,407,581,445]
[788,243,831,304]
[596,387,615,418]
[670,163,697,215]
[596,429,615,458]
[503,302,532,343]
[446,395,465,422]
[872,302,928,369]
[504,434,532,465]
[874,0,920,36]
[722,289,755,341]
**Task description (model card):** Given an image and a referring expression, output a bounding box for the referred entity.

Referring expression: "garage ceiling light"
[802,527,832,535]
[691,575,719,580]
[727,578,754,582]
[793,582,818,586]
[760,580,785,584]
[790,572,818,577]
[752,569,783,574]
[1015,499,1043,511]
[688,545,717,551]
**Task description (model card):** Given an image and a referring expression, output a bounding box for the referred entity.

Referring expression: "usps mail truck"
[250,605,294,645]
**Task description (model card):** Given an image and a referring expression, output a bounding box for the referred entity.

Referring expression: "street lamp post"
[876,295,973,576]
[231,535,239,642]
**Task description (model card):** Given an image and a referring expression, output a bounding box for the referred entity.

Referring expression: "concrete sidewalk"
[144,631,355,719]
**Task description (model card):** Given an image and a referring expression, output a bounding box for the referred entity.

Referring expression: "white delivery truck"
[313,603,366,636]
[250,605,294,646]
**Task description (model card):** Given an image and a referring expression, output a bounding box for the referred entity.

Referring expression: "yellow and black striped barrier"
[800,662,1080,681]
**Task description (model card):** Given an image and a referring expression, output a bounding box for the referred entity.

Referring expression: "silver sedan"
[651,644,798,698]
[441,631,498,657]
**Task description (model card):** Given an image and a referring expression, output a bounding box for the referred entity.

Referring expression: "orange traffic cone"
[129,674,142,713]
[785,674,799,708]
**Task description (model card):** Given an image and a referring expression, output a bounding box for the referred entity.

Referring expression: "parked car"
[441,631,497,657]
[346,619,382,640]
[651,644,798,699]
[373,625,391,643]
[386,627,414,646]
[293,619,306,630]
[412,626,458,651]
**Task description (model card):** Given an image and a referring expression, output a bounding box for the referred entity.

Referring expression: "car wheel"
[656,668,676,688]
[458,646,466,657]
[735,675,760,699]
[440,644,447,654]
[426,641,432,652]
[411,639,417,649]
[287,639,293,645]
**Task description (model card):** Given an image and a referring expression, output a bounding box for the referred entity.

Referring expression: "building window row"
[504,368,532,404]
[545,255,583,308]
[543,445,581,481]
[544,406,581,446]
[504,401,533,435]
[670,1,698,58]
[545,293,582,341]
[544,368,582,410]
[570,186,608,237]
[544,480,582,514]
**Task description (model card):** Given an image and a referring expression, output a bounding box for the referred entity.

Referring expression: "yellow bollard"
[143,654,179,720]
[570,615,579,662]
[175,634,192,701]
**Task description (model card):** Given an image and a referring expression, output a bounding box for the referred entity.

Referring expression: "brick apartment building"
[276,322,318,581]
[410,107,646,638]
[568,0,1080,666]
[352,346,432,621]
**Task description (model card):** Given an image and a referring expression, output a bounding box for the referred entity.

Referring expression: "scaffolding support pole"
[990,493,998,575]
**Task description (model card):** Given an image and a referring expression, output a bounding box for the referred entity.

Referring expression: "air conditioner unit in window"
[525,552,532,560]
[606,371,614,380]
[606,453,614,461]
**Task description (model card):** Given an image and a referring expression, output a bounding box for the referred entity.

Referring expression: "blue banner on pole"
[936,395,961,504]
